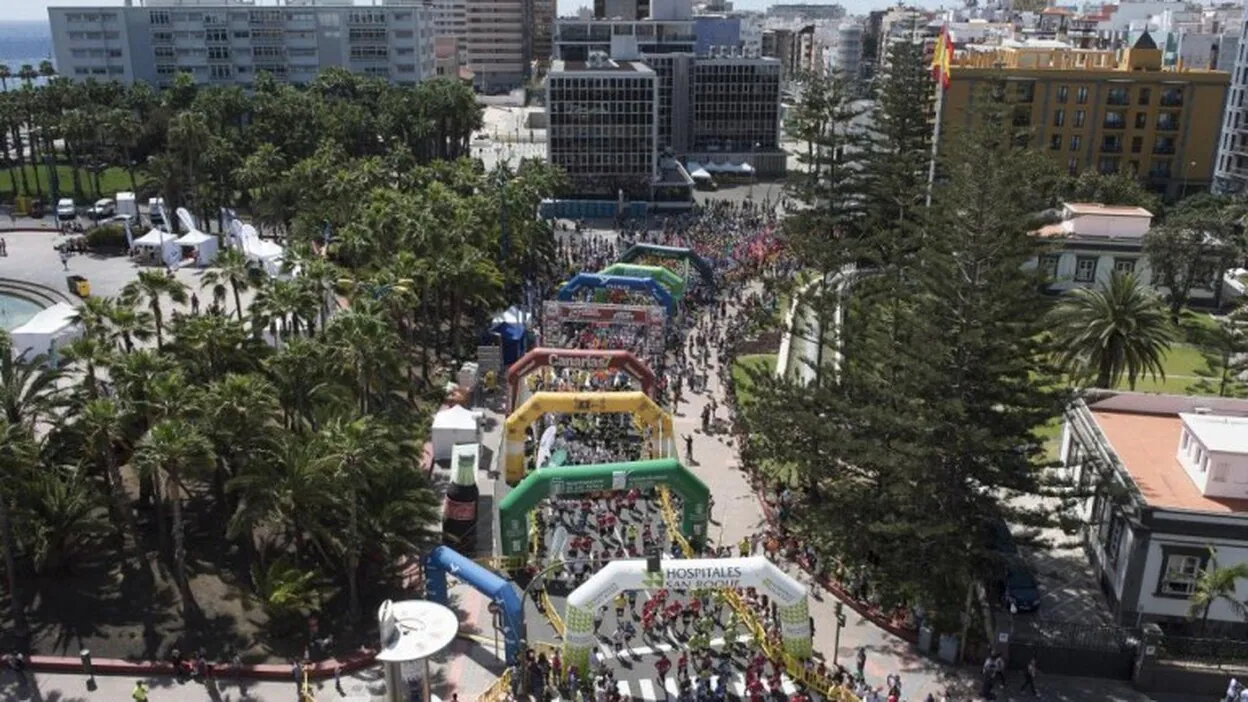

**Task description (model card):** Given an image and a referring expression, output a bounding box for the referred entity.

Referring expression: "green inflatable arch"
[498,458,710,558]
[619,243,716,289]
[599,263,687,299]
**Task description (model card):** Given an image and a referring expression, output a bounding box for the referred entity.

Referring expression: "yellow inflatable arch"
[502,391,677,485]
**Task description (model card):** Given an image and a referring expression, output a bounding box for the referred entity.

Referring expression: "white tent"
[491,305,531,328]
[176,230,219,266]
[430,405,480,460]
[226,216,288,277]
[132,229,181,267]
[9,302,82,367]
[685,161,713,181]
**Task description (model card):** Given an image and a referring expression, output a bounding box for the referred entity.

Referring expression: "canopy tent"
[599,263,686,299]
[619,243,716,289]
[684,161,713,181]
[556,273,675,314]
[431,404,480,461]
[225,215,288,277]
[175,230,219,267]
[132,229,182,267]
[9,302,82,366]
[490,305,531,367]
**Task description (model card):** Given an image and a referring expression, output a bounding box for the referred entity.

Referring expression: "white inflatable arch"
[561,556,812,673]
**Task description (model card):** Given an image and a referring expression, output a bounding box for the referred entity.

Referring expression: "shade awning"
[133,229,178,247]
[176,231,214,246]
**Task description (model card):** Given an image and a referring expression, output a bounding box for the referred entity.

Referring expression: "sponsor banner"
[543,301,663,326]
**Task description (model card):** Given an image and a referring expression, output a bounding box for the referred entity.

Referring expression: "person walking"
[1020,657,1039,696]
[60,250,70,270]
[855,647,867,681]
[131,681,149,702]
[684,434,694,463]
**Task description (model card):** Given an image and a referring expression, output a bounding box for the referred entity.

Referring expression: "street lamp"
[749,142,760,200]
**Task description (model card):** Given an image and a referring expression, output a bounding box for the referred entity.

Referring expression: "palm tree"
[0,64,10,92]
[144,152,184,218]
[323,301,400,415]
[0,334,63,429]
[167,110,211,210]
[26,467,104,576]
[122,270,189,350]
[134,419,213,589]
[37,60,56,81]
[0,420,35,640]
[316,416,394,622]
[107,108,143,193]
[202,373,279,524]
[1048,271,1176,390]
[61,334,115,401]
[201,247,262,322]
[17,64,36,88]
[77,398,146,573]
[107,304,156,353]
[1188,547,1248,635]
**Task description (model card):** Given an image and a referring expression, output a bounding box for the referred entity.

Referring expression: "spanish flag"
[931,26,953,90]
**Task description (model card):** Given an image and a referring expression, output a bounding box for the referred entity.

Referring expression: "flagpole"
[925,80,943,208]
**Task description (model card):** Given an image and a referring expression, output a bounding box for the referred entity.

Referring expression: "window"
[1068,158,1079,175]
[1158,113,1180,131]
[154,46,175,59]
[1053,108,1065,127]
[1103,110,1126,129]
[1103,513,1125,568]
[1074,110,1085,128]
[150,10,171,25]
[1161,88,1184,107]
[1107,87,1129,105]
[1057,85,1068,103]
[1131,136,1143,153]
[208,47,230,60]
[349,45,388,60]
[394,29,414,39]
[1138,87,1151,105]
[1050,134,1062,150]
[210,64,232,79]
[1015,81,1035,103]
[1040,254,1060,278]
[1102,135,1122,153]
[1099,156,1119,174]
[1070,135,1082,151]
[1114,258,1136,275]
[1076,85,1088,104]
[1159,550,1205,597]
[1075,256,1098,283]
[233,30,250,39]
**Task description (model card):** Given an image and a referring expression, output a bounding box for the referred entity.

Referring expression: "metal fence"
[1158,635,1248,666]
[1006,619,1139,680]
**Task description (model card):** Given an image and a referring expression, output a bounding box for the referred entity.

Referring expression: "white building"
[1063,392,1248,635]
[1031,202,1156,291]
[1215,0,1248,194]
[464,0,528,91]
[48,0,436,88]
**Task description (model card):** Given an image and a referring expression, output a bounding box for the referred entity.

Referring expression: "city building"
[48,0,437,88]
[1062,391,1248,635]
[548,0,785,195]
[834,23,862,81]
[532,0,555,64]
[944,33,1229,199]
[768,4,845,21]
[1215,6,1248,194]
[464,0,528,91]
[546,53,658,200]
[1030,202,1156,293]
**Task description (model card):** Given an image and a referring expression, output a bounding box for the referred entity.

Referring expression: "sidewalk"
[674,315,1183,702]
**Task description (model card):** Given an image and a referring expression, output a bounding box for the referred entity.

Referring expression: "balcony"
[1153,144,1176,155]
[1160,93,1184,107]
[1107,93,1129,106]
[1102,119,1126,130]
[1157,119,1180,132]
[1101,143,1123,153]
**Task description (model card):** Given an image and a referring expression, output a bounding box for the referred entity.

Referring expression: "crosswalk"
[549,671,806,700]
[590,634,754,663]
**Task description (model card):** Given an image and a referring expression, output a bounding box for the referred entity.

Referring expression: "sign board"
[541,301,666,356]
[477,345,502,375]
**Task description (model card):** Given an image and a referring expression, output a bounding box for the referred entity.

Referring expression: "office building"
[531,0,555,63]
[550,0,784,186]
[464,0,528,91]
[944,34,1229,199]
[546,54,658,199]
[834,23,862,81]
[1215,7,1248,194]
[48,0,437,88]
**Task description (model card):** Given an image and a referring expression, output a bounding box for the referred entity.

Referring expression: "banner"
[541,301,666,356]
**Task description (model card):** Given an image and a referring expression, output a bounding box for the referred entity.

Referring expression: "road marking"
[616,679,632,699]
[636,678,658,699]
[596,634,751,660]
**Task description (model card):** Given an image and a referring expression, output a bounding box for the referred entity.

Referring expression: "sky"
[7,0,947,24]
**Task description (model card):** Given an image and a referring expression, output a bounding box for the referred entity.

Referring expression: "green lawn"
[3,164,136,200]
[1113,343,1209,395]
[732,353,777,407]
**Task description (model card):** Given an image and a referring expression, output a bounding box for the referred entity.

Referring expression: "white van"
[148,197,166,228]
[56,198,76,221]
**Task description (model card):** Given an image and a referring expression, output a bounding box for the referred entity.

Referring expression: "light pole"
[749,142,760,199]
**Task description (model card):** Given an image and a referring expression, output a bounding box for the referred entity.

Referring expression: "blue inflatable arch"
[556,273,675,314]
[423,546,525,665]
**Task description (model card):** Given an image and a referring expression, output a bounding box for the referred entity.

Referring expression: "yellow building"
[940,32,1229,199]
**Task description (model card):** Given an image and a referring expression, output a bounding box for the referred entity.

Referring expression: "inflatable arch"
[562,556,812,673]
[557,273,675,315]
[423,546,525,664]
[619,243,716,289]
[598,263,686,299]
[498,458,709,558]
[505,347,658,411]
[502,391,676,485]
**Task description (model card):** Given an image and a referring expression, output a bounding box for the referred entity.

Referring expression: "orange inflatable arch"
[505,348,657,411]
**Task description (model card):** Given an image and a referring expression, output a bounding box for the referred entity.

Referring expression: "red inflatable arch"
[505,348,657,411]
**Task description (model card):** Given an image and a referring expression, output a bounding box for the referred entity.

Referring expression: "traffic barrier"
[480,667,513,702]
[542,590,566,638]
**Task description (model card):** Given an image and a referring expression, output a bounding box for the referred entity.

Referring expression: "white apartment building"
[1215,0,1248,194]
[464,0,528,92]
[48,0,436,89]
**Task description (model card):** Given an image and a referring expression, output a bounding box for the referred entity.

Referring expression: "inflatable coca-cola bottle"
[442,445,479,550]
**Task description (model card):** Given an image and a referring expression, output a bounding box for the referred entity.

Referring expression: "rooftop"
[550,59,653,73]
[1180,413,1248,455]
[1087,393,1248,514]
[1064,202,1154,218]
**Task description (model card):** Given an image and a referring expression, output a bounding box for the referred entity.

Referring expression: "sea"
[0,20,55,90]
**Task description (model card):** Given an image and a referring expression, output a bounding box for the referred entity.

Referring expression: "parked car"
[56,198,77,221]
[89,198,116,219]
[29,198,45,219]
[998,556,1042,613]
